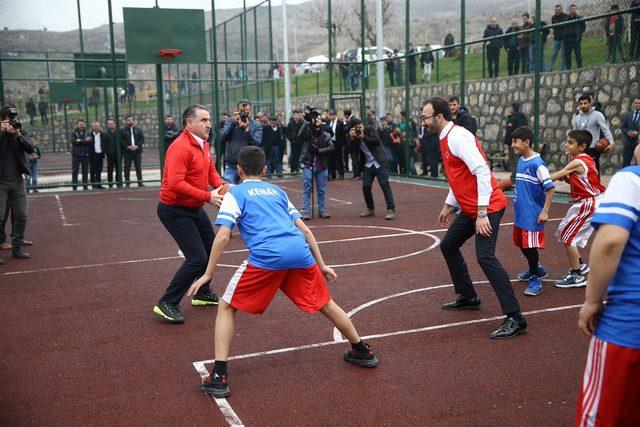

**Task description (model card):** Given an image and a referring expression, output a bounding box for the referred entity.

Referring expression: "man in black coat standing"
[621,97,640,168]
[483,16,504,78]
[503,102,528,184]
[69,118,92,191]
[120,114,145,187]
[103,119,122,188]
[326,109,345,180]
[89,121,106,189]
[344,109,361,179]
[286,110,304,173]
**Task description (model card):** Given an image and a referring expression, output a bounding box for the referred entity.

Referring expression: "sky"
[1,0,308,32]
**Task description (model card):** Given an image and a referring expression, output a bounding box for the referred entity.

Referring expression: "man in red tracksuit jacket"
[153,104,225,324]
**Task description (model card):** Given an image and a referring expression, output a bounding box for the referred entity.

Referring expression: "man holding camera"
[219,99,262,184]
[298,106,334,220]
[349,119,396,220]
[0,105,34,264]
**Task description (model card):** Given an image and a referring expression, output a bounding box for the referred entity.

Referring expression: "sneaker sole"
[517,271,548,282]
[191,299,219,306]
[343,354,379,368]
[201,385,230,398]
[555,281,587,288]
[442,304,481,311]
[524,288,542,296]
[152,306,185,323]
[489,326,527,339]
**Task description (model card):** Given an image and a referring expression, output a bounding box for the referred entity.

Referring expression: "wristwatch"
[477,210,487,218]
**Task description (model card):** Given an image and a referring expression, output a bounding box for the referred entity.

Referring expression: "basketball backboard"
[74,53,127,86]
[49,82,83,104]
[123,7,207,64]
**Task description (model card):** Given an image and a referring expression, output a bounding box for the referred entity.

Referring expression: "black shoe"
[343,343,378,368]
[191,289,219,306]
[201,373,231,398]
[153,301,185,323]
[489,316,527,339]
[12,249,30,259]
[338,174,344,180]
[442,296,481,310]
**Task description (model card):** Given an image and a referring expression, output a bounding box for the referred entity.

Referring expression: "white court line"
[277,184,353,205]
[194,302,582,366]
[54,194,80,227]
[193,362,244,426]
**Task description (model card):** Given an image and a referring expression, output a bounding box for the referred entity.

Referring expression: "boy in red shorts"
[551,130,605,288]
[188,146,378,398]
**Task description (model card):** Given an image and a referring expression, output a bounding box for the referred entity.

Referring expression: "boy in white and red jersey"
[551,129,605,288]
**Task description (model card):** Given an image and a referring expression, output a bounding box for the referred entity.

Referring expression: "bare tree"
[346,0,394,47]
[309,0,348,58]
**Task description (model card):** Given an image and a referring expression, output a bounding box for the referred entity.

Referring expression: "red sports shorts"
[513,225,546,249]
[221,261,331,314]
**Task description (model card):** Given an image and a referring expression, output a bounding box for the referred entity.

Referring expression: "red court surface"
[0,178,589,426]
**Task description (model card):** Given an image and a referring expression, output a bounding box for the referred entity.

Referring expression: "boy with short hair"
[188,146,378,398]
[511,126,555,296]
[551,129,605,288]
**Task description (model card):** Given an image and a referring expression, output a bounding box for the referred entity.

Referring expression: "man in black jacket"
[89,121,106,189]
[262,116,286,177]
[163,114,180,155]
[621,97,640,168]
[326,109,345,180]
[286,110,303,173]
[407,43,417,85]
[103,119,122,188]
[505,19,521,76]
[449,97,477,135]
[564,4,585,69]
[70,119,92,191]
[344,109,362,178]
[0,105,34,263]
[120,114,145,187]
[503,102,528,184]
[483,17,504,78]
[349,119,396,220]
[549,4,569,71]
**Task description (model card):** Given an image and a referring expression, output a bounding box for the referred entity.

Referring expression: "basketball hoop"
[158,49,182,60]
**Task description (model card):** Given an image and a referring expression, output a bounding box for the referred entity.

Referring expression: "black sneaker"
[489,316,527,339]
[201,373,230,398]
[153,301,185,323]
[191,289,219,306]
[343,343,378,368]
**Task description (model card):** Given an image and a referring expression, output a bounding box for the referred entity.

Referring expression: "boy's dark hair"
[0,104,16,120]
[238,146,266,176]
[77,118,85,123]
[125,114,134,120]
[423,97,453,121]
[165,114,173,119]
[568,129,591,148]
[577,94,591,103]
[511,126,534,146]
[522,13,530,18]
[448,96,460,104]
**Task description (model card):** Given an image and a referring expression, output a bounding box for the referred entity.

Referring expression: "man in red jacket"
[154,104,226,323]
[422,97,526,339]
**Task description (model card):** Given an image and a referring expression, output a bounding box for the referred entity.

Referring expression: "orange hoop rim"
[158,49,183,60]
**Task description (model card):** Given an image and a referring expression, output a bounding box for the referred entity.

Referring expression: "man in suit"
[89,121,106,189]
[621,97,640,167]
[286,110,304,173]
[325,109,345,179]
[343,109,361,179]
[120,114,145,187]
[103,119,122,188]
[69,119,92,191]
[262,116,286,177]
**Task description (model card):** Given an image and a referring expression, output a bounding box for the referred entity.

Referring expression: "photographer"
[69,119,92,191]
[298,106,334,220]
[349,119,396,220]
[219,99,262,184]
[0,105,34,264]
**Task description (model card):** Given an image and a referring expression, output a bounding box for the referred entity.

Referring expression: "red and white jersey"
[439,122,506,217]
[569,154,605,201]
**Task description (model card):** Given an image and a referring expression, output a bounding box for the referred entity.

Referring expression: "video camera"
[7,107,22,130]
[302,104,320,123]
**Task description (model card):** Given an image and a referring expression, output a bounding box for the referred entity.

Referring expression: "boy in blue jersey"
[510,127,555,296]
[187,146,378,398]
[575,166,640,425]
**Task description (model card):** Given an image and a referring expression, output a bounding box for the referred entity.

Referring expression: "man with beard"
[103,119,122,188]
[422,97,526,339]
[448,96,477,135]
[503,102,528,185]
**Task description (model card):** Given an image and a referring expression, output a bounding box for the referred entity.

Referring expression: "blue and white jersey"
[215,179,315,270]
[513,154,555,231]
[592,166,640,350]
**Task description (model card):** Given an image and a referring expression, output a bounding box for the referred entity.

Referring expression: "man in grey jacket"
[571,94,614,172]
[219,99,263,184]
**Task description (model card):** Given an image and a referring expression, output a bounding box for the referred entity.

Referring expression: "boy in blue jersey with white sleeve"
[575,166,640,425]
[510,127,555,296]
[187,146,378,398]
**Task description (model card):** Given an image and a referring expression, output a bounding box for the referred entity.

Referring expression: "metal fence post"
[268,0,276,115]
[108,0,122,185]
[404,0,410,177]
[0,59,4,105]
[328,0,334,109]
[211,1,222,171]
[242,0,248,99]
[224,22,229,113]
[435,52,440,82]
[76,0,89,123]
[156,63,166,175]
[253,7,260,105]
[360,0,366,119]
[460,0,466,107]
[533,0,542,150]
[46,52,57,151]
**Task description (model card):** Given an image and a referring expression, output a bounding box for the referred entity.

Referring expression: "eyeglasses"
[420,114,439,123]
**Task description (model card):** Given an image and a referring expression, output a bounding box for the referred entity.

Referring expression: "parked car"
[337,46,394,62]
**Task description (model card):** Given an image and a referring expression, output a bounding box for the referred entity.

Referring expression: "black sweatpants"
[362,165,395,211]
[157,202,215,305]
[440,208,521,315]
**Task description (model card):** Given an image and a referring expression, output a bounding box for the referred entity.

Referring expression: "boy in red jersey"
[551,130,605,288]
